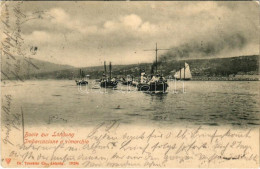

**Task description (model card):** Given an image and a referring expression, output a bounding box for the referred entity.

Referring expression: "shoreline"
[1,74,260,82]
[1,78,260,82]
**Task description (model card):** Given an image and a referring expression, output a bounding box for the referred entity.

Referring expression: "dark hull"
[76,81,88,85]
[175,78,191,81]
[131,82,138,87]
[122,81,132,85]
[100,81,118,88]
[137,82,168,92]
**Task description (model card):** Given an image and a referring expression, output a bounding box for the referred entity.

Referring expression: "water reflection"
[1,80,259,128]
[147,92,168,102]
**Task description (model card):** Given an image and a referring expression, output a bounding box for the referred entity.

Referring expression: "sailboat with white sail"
[174,62,192,80]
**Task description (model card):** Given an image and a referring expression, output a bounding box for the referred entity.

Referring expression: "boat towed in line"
[100,61,118,88]
[121,75,133,85]
[75,69,89,85]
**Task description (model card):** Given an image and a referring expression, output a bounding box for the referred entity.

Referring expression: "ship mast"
[155,43,158,73]
[144,43,170,74]
[104,61,107,75]
[179,63,182,79]
[184,62,185,79]
[109,62,112,80]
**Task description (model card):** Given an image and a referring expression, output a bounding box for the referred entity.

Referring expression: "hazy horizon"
[9,1,259,67]
[30,54,259,68]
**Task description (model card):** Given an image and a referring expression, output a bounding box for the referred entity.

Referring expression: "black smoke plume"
[159,33,248,62]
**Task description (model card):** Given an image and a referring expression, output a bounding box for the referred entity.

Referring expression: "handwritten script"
[2,120,259,168]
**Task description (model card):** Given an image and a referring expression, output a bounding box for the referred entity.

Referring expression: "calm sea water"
[2,80,259,127]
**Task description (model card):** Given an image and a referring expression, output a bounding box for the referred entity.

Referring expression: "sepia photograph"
[1,1,259,168]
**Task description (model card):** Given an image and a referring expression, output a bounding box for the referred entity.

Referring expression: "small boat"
[148,81,168,92]
[122,75,133,85]
[137,72,168,92]
[174,62,192,80]
[137,71,148,90]
[76,79,88,85]
[100,80,118,88]
[75,69,88,85]
[131,80,138,87]
[100,61,118,88]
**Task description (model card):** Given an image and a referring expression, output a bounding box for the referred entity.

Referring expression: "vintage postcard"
[1,1,259,168]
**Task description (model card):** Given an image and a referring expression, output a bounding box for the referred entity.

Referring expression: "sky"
[13,1,259,67]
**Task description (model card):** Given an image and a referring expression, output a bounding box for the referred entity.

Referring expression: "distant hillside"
[32,55,259,81]
[1,56,74,80]
[158,55,259,80]
[32,63,152,80]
